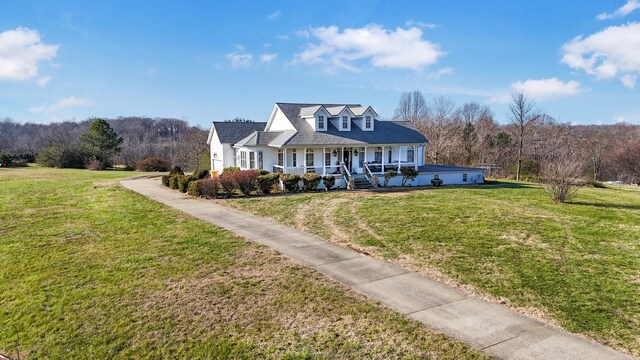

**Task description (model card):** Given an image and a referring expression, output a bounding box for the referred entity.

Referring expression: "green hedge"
[302,173,321,191]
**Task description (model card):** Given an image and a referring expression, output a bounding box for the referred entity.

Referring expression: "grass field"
[222,181,640,356]
[0,167,485,359]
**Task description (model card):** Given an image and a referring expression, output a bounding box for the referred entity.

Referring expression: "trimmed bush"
[169,166,184,176]
[36,146,86,169]
[258,169,270,176]
[281,174,301,192]
[384,169,397,187]
[187,180,202,197]
[177,175,196,193]
[302,173,322,191]
[193,169,210,179]
[161,175,170,187]
[400,168,418,186]
[219,173,237,196]
[322,175,336,190]
[136,157,170,172]
[223,166,240,173]
[169,175,180,189]
[234,170,260,195]
[257,173,279,194]
[198,178,220,198]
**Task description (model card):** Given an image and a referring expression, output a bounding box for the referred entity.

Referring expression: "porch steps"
[352,175,374,190]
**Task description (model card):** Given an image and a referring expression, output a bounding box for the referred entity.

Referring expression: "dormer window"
[365,116,372,129]
[342,116,348,129]
[318,115,325,130]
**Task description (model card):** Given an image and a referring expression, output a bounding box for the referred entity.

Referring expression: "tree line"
[392,91,640,184]
[0,116,209,171]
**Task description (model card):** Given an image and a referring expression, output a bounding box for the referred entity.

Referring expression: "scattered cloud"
[277,34,290,40]
[596,0,640,20]
[0,27,58,81]
[405,20,439,29]
[613,115,627,123]
[267,10,282,21]
[36,75,51,87]
[489,78,583,103]
[260,53,277,62]
[561,22,640,89]
[226,51,252,69]
[29,96,91,113]
[294,24,445,73]
[427,67,454,79]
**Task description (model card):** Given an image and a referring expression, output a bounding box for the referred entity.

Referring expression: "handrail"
[363,162,377,188]
[340,162,351,187]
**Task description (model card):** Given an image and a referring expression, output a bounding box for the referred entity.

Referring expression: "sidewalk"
[121,177,632,360]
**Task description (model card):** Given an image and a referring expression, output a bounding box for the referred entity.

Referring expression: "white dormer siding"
[328,107,354,131]
[352,108,376,131]
[265,104,296,132]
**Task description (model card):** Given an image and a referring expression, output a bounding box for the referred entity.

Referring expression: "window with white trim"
[240,151,247,168]
[277,149,283,166]
[292,149,297,167]
[365,116,371,129]
[318,115,325,130]
[325,150,331,166]
[407,148,414,163]
[249,152,255,169]
[342,116,348,129]
[463,173,468,182]
[306,149,314,167]
[258,151,263,169]
[374,148,382,163]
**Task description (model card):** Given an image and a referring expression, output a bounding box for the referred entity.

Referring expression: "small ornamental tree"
[384,169,397,187]
[400,168,418,186]
[322,175,336,190]
[79,119,123,167]
[302,173,322,191]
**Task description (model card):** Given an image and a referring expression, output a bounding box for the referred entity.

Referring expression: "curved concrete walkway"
[121,177,632,360]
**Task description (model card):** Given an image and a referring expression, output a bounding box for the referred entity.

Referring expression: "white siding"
[266,105,296,131]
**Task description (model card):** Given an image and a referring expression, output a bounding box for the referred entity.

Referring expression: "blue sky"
[1,1,639,126]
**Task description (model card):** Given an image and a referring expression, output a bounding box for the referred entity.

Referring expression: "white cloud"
[260,53,277,62]
[36,75,51,87]
[277,34,290,40]
[427,67,454,79]
[405,20,438,29]
[0,27,58,81]
[294,24,445,73]
[29,96,91,113]
[267,10,282,21]
[226,51,252,69]
[489,78,583,103]
[613,115,627,123]
[596,0,640,20]
[561,23,640,88]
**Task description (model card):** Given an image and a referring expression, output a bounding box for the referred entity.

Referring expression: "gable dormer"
[350,106,378,131]
[326,106,355,131]
[299,105,329,132]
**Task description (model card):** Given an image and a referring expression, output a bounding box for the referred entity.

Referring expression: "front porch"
[271,145,421,176]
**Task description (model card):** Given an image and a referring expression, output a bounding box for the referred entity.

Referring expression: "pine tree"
[80,119,123,166]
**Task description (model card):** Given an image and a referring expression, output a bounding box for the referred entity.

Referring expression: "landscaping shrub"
[85,157,105,171]
[219,172,238,196]
[36,145,86,169]
[177,175,196,193]
[197,178,220,198]
[281,174,301,192]
[400,168,419,186]
[258,169,270,176]
[169,166,184,176]
[193,169,210,179]
[169,175,180,189]
[322,175,336,190]
[136,157,170,172]
[257,173,279,194]
[384,169,397,187]
[302,173,322,191]
[161,175,170,187]
[223,166,240,173]
[187,180,202,197]
[234,170,260,195]
[588,180,606,188]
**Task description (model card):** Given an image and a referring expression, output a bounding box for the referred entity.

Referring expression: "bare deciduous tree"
[427,96,456,164]
[508,92,540,181]
[541,154,583,203]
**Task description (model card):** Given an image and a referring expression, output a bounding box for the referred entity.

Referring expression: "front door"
[343,150,351,171]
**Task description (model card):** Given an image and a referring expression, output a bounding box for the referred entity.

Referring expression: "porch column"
[283,148,287,173]
[364,146,367,166]
[381,145,385,173]
[414,145,418,170]
[303,147,307,173]
[323,147,326,175]
[341,147,344,170]
[398,145,402,172]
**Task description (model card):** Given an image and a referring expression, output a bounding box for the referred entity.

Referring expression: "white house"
[207,102,485,189]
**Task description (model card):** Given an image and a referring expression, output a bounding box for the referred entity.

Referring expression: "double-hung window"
[407,147,415,163]
[240,151,247,168]
[318,116,325,130]
[306,149,314,167]
[292,149,297,167]
[258,151,263,169]
[342,116,348,129]
[365,116,371,129]
[277,149,283,166]
[325,150,331,166]
[463,173,468,182]
[249,152,256,169]
[374,148,382,163]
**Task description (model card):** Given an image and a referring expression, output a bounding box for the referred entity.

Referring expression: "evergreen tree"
[80,119,123,166]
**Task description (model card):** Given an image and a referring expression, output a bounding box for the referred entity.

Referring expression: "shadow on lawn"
[570,201,640,211]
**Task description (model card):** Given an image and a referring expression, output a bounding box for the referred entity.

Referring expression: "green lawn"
[0,167,485,359]
[222,181,640,356]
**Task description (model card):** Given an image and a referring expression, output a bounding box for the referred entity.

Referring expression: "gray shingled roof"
[212,121,266,144]
[235,130,292,147]
[275,103,428,146]
[418,164,485,172]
